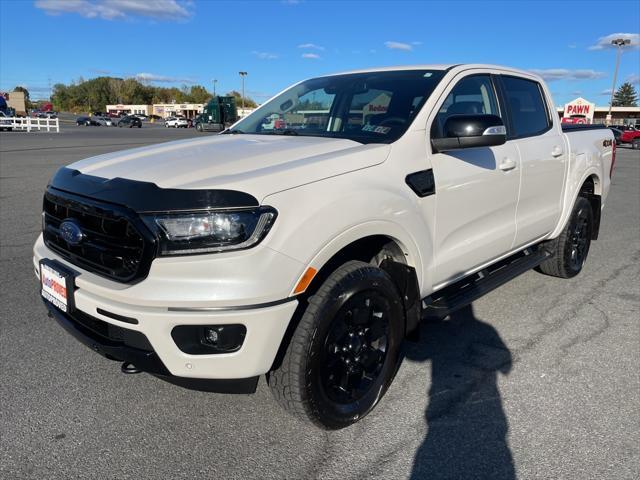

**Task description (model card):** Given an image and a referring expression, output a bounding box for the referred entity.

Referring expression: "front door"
[429,74,520,286]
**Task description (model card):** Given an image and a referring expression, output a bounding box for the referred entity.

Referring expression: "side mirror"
[431,114,507,152]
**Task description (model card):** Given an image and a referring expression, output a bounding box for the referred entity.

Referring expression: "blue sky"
[1,0,638,106]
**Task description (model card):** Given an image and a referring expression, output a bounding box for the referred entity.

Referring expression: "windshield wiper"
[262,129,299,136]
[221,129,245,134]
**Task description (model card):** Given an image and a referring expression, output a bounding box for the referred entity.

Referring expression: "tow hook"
[121,362,141,374]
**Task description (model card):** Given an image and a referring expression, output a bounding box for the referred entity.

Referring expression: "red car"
[618,127,640,149]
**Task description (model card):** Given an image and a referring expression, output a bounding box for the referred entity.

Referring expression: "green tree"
[51,83,70,111]
[188,85,211,103]
[612,82,638,107]
[226,90,257,108]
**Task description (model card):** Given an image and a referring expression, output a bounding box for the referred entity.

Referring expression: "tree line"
[29,76,257,112]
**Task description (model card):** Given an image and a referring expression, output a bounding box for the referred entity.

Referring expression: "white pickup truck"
[34,64,615,429]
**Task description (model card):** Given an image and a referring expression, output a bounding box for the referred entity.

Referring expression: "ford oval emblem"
[60,219,85,245]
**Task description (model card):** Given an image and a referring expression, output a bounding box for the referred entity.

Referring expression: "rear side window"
[501,76,551,138]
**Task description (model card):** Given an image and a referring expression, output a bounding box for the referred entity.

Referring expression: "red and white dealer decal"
[41,263,69,312]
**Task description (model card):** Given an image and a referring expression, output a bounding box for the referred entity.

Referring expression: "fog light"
[171,324,247,355]
[204,327,220,345]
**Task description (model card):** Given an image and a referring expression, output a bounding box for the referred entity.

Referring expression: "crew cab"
[34,65,614,429]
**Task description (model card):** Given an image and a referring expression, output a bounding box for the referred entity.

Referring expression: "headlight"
[142,207,277,256]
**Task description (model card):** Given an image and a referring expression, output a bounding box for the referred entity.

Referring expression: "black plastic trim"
[171,324,247,354]
[96,308,138,325]
[561,124,610,132]
[44,300,259,394]
[422,246,551,320]
[43,188,157,283]
[49,167,259,213]
[405,170,436,197]
[167,296,297,312]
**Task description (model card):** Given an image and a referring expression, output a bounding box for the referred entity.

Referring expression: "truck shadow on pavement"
[406,305,516,480]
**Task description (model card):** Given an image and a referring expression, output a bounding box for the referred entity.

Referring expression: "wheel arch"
[288,225,425,342]
[551,170,602,240]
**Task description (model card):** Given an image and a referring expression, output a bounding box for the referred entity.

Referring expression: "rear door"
[430,73,521,286]
[498,75,566,247]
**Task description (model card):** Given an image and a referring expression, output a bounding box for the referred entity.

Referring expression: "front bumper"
[43,301,264,393]
[34,237,300,383]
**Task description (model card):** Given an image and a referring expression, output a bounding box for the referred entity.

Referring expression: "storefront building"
[106,104,153,116]
[557,97,640,126]
[153,104,204,119]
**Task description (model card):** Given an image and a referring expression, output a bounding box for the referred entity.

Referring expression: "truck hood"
[70,134,391,201]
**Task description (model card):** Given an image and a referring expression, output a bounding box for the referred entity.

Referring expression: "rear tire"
[538,196,593,278]
[633,138,640,150]
[268,261,404,429]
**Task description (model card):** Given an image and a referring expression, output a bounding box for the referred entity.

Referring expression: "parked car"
[76,116,101,126]
[130,114,147,121]
[148,114,163,121]
[34,64,615,429]
[44,111,58,119]
[117,116,142,128]
[0,111,12,131]
[165,116,188,128]
[96,116,114,126]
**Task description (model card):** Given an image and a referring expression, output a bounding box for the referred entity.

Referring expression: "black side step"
[422,246,551,320]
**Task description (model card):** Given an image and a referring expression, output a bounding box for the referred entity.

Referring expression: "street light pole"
[212,79,217,96]
[239,71,248,113]
[607,38,631,123]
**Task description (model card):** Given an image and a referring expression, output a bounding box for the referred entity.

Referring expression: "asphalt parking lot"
[1,126,638,480]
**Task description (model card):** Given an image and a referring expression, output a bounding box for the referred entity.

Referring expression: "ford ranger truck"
[34,64,615,429]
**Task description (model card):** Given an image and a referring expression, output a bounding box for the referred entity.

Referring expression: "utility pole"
[239,71,248,113]
[607,38,631,124]
[212,78,217,96]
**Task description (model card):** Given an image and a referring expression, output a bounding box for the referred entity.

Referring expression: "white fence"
[3,117,60,133]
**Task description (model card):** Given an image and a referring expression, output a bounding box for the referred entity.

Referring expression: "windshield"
[232,69,445,143]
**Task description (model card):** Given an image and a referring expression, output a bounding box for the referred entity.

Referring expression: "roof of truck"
[329,64,539,79]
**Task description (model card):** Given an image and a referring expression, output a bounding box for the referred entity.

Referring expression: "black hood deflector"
[48,167,259,213]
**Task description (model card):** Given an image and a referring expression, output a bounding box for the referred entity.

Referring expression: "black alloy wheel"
[268,261,404,429]
[566,202,592,272]
[319,290,391,405]
[538,196,593,278]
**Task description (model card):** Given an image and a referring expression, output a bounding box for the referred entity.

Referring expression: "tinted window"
[433,75,500,137]
[502,76,550,137]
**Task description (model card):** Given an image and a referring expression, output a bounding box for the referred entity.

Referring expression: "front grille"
[42,189,155,283]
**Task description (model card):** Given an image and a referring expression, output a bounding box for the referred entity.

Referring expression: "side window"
[433,75,500,137]
[501,76,551,138]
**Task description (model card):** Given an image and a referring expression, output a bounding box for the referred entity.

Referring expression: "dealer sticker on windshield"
[40,260,75,313]
[361,124,391,134]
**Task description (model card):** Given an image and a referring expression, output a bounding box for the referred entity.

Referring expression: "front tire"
[268,261,404,429]
[633,138,640,150]
[538,196,593,278]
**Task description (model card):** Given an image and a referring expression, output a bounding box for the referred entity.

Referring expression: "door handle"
[551,145,564,157]
[499,158,517,171]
